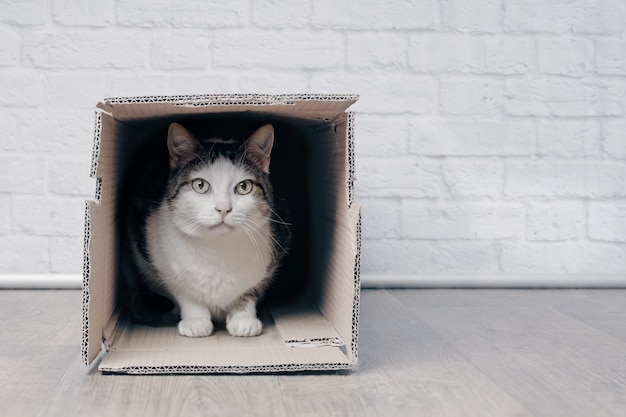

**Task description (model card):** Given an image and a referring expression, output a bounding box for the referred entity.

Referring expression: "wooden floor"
[1,289,625,417]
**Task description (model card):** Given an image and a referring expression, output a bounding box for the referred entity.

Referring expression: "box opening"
[83,95,360,374]
[114,112,338,315]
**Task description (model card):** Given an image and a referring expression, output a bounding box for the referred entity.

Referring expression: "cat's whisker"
[240,223,264,266]
[268,217,292,227]
[243,218,288,256]
[240,220,278,264]
[268,207,291,225]
[191,152,205,164]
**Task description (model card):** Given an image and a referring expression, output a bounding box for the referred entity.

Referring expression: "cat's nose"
[215,203,232,219]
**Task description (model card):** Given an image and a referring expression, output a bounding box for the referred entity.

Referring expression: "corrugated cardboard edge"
[103,93,359,107]
[82,110,103,366]
[99,362,351,375]
[81,201,92,366]
[346,111,361,364]
[351,207,362,362]
[82,94,361,372]
[89,111,102,179]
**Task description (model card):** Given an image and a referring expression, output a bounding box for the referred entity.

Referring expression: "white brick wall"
[0,0,625,280]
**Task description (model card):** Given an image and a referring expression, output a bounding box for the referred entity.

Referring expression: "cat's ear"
[167,123,202,170]
[243,124,274,174]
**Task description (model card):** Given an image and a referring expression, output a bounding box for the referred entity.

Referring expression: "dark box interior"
[113,112,339,321]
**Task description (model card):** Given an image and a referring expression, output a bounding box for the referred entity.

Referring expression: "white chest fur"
[146,205,273,312]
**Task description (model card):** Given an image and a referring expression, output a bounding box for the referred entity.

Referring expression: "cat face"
[164,123,274,240]
[170,157,270,238]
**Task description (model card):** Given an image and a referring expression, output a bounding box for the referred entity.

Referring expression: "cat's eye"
[235,180,253,195]
[191,178,210,194]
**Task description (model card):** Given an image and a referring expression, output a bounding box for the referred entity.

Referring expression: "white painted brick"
[12,196,85,237]
[409,118,536,156]
[602,121,626,160]
[44,73,106,109]
[596,39,626,75]
[50,236,83,273]
[588,203,626,243]
[355,157,444,198]
[442,0,501,33]
[24,31,150,69]
[0,112,18,151]
[410,35,532,75]
[504,0,626,34]
[429,242,501,273]
[505,161,626,198]
[117,0,249,28]
[150,31,210,70]
[440,78,502,115]
[361,239,430,274]
[15,109,94,154]
[401,201,524,240]
[0,72,44,107]
[410,35,481,73]
[106,73,235,97]
[441,158,504,199]
[485,38,535,75]
[504,0,581,33]
[593,79,626,113]
[537,120,601,158]
[526,202,585,241]
[362,239,500,274]
[47,157,94,198]
[0,29,20,67]
[253,0,310,28]
[0,153,47,194]
[347,33,408,70]
[504,78,624,117]
[53,0,115,26]
[3,0,626,276]
[360,198,401,239]
[0,0,46,25]
[501,242,626,273]
[537,38,593,77]
[578,0,626,34]
[310,72,437,114]
[0,236,49,273]
[312,0,438,30]
[214,31,343,69]
[0,195,10,235]
[237,72,309,94]
[481,38,534,75]
[355,116,409,157]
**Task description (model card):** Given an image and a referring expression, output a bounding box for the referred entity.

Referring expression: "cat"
[120,122,290,338]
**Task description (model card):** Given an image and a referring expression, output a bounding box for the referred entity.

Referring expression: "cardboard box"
[82,94,362,374]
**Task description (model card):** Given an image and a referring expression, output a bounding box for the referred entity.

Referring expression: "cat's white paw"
[178,317,214,337]
[226,316,262,337]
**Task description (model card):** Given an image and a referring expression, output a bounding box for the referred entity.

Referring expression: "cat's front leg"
[177,298,214,337]
[226,296,262,337]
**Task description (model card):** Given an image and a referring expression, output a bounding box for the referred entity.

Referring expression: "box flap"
[98,320,350,374]
[271,301,344,347]
[81,201,99,365]
[316,204,361,364]
[99,94,358,121]
[99,347,350,374]
[83,110,118,366]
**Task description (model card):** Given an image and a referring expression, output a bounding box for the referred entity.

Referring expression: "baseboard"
[1,273,626,289]
[0,274,82,289]
[361,274,626,288]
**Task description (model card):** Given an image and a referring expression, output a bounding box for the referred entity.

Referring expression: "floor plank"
[394,289,626,417]
[1,289,625,417]
[278,291,531,417]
